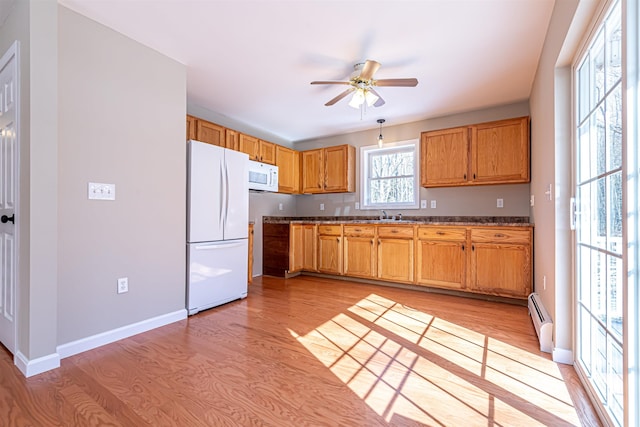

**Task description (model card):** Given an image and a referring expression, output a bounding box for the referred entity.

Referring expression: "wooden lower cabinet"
[469,227,532,298]
[343,225,376,278]
[415,226,467,290]
[317,225,343,275]
[275,221,532,300]
[376,225,415,284]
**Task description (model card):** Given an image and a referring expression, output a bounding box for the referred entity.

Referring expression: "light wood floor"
[1,275,601,426]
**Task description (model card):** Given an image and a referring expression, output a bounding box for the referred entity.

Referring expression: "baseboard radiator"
[528,293,553,353]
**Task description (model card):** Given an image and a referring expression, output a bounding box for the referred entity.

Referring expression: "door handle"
[1,214,14,224]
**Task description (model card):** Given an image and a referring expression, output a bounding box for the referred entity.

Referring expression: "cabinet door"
[318,234,342,275]
[196,120,226,147]
[325,145,355,192]
[471,116,530,184]
[259,140,276,165]
[344,236,376,278]
[470,242,531,298]
[421,127,469,187]
[416,240,466,289]
[225,129,240,151]
[186,115,197,141]
[301,149,324,193]
[276,146,300,194]
[289,224,304,273]
[239,134,260,160]
[302,224,317,271]
[377,238,414,283]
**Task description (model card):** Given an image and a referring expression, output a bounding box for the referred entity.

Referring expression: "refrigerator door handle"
[219,158,226,231]
[194,241,245,250]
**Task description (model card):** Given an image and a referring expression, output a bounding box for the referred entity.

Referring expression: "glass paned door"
[574,1,624,426]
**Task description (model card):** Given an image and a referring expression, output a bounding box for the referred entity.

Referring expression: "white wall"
[57,7,187,344]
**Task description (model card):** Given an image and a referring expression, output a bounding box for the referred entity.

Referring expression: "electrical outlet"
[278,203,283,211]
[430,200,437,209]
[543,275,546,291]
[117,277,129,294]
[420,200,427,209]
[497,198,504,208]
[355,202,360,210]
[530,195,535,207]
[320,203,325,211]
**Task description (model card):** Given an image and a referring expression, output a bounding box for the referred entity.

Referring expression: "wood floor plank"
[0,275,601,426]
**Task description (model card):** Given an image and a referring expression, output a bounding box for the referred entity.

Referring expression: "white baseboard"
[57,309,187,359]
[15,350,61,378]
[552,347,574,365]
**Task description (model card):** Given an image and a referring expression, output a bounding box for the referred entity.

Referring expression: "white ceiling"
[57,0,555,143]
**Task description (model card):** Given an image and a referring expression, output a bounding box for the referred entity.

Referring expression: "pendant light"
[377,119,385,147]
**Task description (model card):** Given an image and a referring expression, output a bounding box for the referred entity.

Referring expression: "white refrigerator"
[187,140,249,315]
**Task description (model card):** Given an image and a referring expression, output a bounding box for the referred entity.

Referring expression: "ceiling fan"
[310,59,418,108]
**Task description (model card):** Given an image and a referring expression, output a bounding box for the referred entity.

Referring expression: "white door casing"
[0,41,19,354]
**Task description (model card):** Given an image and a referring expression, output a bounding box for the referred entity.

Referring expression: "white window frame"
[359,139,420,210]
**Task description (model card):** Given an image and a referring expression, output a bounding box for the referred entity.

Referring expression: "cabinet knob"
[436,231,445,235]
[462,244,465,251]
[495,233,505,238]
[336,237,340,242]
[463,173,467,180]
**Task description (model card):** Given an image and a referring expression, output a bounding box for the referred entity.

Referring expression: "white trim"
[57,309,187,359]
[552,346,574,365]
[14,351,60,378]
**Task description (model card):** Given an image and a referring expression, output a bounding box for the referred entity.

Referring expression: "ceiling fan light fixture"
[364,90,379,107]
[348,89,365,109]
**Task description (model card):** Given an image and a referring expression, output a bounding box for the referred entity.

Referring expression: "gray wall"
[57,7,187,344]
[294,101,531,218]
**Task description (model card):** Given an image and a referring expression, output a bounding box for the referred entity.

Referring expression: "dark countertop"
[263,216,533,227]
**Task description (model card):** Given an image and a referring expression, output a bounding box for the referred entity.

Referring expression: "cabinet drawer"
[470,227,531,243]
[318,224,343,236]
[343,225,375,237]
[376,225,415,239]
[417,227,467,241]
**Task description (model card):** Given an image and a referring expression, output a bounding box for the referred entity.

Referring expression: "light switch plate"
[320,203,325,211]
[430,200,437,209]
[88,182,116,200]
[355,202,360,210]
[497,198,504,208]
[420,200,427,209]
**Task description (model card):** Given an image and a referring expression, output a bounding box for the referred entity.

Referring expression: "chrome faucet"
[398,213,402,221]
[380,210,388,220]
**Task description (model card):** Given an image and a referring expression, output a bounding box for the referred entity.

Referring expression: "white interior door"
[0,41,19,354]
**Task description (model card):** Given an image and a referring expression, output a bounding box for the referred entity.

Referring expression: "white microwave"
[248,160,278,192]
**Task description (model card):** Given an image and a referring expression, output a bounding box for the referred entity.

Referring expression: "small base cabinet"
[317,225,343,275]
[376,225,414,284]
[415,226,467,290]
[343,225,376,278]
[469,227,532,298]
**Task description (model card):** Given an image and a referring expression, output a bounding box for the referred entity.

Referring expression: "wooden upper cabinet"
[196,119,226,147]
[420,116,530,188]
[186,115,197,141]
[301,149,324,194]
[421,127,469,187]
[325,145,356,192]
[301,145,355,194]
[239,134,260,160]
[259,140,276,165]
[225,129,240,151]
[471,116,530,184]
[276,145,300,194]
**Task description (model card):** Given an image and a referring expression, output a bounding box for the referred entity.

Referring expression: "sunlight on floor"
[289,293,581,426]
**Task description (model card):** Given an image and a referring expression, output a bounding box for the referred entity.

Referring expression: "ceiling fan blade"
[310,81,351,85]
[369,88,385,107]
[374,78,418,87]
[359,60,381,80]
[325,88,355,106]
